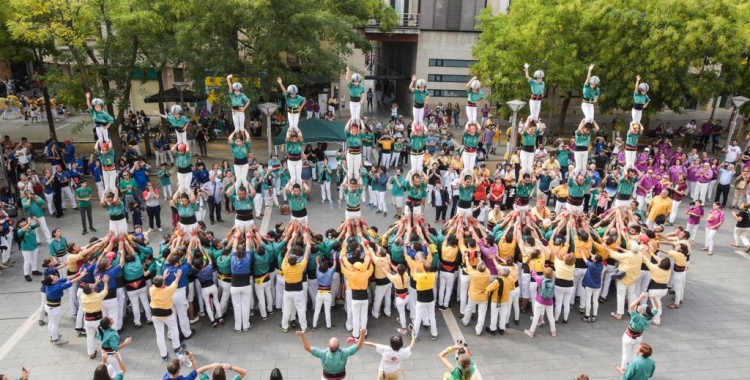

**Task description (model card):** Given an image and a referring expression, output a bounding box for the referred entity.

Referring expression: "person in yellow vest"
[280,233,311,333]
[640,250,671,326]
[484,265,515,335]
[81,275,109,359]
[404,244,438,341]
[379,261,411,335]
[341,240,374,339]
[646,189,672,230]
[460,259,490,336]
[149,270,185,362]
[609,241,643,320]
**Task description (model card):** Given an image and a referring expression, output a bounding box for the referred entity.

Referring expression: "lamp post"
[506,100,527,158]
[258,103,279,156]
[728,95,749,143]
[172,82,189,112]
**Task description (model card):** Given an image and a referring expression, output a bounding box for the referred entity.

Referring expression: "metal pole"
[267,114,273,156]
[728,106,740,143]
[507,110,518,158]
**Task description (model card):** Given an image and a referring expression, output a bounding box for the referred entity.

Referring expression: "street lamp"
[172,82,189,111]
[728,95,749,143]
[258,102,279,155]
[506,100,527,158]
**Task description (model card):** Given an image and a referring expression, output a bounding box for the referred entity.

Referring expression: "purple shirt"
[478,240,499,276]
[669,165,687,183]
[531,270,553,306]
[700,122,713,136]
[482,128,494,145]
[706,209,725,229]
[687,165,699,182]
[696,168,713,183]
[687,205,704,225]
[635,176,656,196]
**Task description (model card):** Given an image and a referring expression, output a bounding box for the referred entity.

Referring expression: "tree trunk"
[69,47,95,93]
[557,92,572,135]
[31,50,57,141]
[156,66,168,134]
[737,114,750,148]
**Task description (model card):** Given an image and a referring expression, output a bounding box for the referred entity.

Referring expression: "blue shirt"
[54,170,71,184]
[165,263,191,288]
[162,370,197,380]
[133,167,149,188]
[230,252,252,275]
[316,268,334,288]
[89,164,103,182]
[196,264,214,283]
[718,168,734,185]
[582,261,603,289]
[80,262,97,283]
[96,265,121,290]
[64,145,76,164]
[40,267,60,292]
[45,278,73,300]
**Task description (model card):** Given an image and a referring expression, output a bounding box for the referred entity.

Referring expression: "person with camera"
[164,350,198,380]
[438,342,475,380]
[363,333,416,380]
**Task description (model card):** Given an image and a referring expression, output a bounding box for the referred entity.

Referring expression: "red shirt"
[670,182,688,201]
[489,183,505,202]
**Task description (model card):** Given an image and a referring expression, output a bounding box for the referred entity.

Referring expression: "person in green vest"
[21,189,52,242]
[456,174,477,216]
[157,163,173,201]
[170,143,193,195]
[101,189,128,235]
[86,92,114,146]
[361,126,375,164]
[344,119,364,180]
[95,142,118,195]
[118,171,138,223]
[464,76,484,124]
[226,182,256,233]
[515,172,537,213]
[17,217,41,281]
[286,128,305,186]
[343,176,364,220]
[520,119,542,176]
[409,74,430,126]
[345,66,365,122]
[632,75,651,125]
[461,121,482,175]
[573,118,600,174]
[286,181,311,223]
[404,170,427,216]
[154,105,190,145]
[409,125,427,174]
[389,168,406,218]
[170,191,198,236]
[317,158,333,206]
[226,74,251,132]
[276,77,306,131]
[625,122,643,170]
[566,171,592,213]
[48,228,68,270]
[75,180,97,235]
[228,129,251,189]
[279,161,290,202]
[524,63,545,121]
[614,168,640,208]
[268,153,283,201]
[581,64,600,123]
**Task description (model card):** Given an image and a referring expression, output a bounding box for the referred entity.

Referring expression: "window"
[429,89,466,98]
[428,59,475,68]
[428,74,472,83]
[172,68,185,82]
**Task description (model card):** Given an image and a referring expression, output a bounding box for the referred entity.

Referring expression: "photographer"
[438,342,476,380]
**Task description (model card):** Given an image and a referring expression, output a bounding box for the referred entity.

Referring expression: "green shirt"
[176,203,197,217]
[348,83,365,98]
[280,169,290,186]
[582,84,600,99]
[389,236,405,263]
[200,374,240,380]
[285,94,306,109]
[90,109,114,124]
[458,184,475,202]
[390,176,406,196]
[463,132,479,148]
[405,181,426,200]
[75,187,94,208]
[413,89,429,104]
[18,223,39,251]
[230,141,251,159]
[343,188,363,207]
[633,92,650,105]
[22,196,45,218]
[158,170,171,186]
[288,192,308,211]
[49,237,68,257]
[626,132,641,147]
[411,135,426,151]
[175,152,192,169]
[567,176,592,197]
[119,178,137,195]
[166,115,189,128]
[622,355,656,380]
[521,130,539,146]
[229,91,250,107]
[229,194,254,211]
[216,254,231,274]
[618,175,638,196]
[287,141,303,154]
[346,131,363,148]
[106,201,125,216]
[123,257,144,281]
[528,79,545,96]
[311,345,359,374]
[628,310,654,332]
[575,130,592,147]
[517,182,534,198]
[467,90,484,103]
[557,148,569,166]
[362,132,375,147]
[97,150,116,167]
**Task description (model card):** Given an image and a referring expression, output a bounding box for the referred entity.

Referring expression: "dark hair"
[390,335,404,351]
[640,343,653,358]
[97,317,113,339]
[93,364,113,380]
[270,368,284,380]
[167,359,181,374]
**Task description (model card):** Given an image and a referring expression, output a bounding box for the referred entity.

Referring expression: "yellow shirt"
[573,237,592,259]
[386,272,410,290]
[666,249,687,267]
[551,185,569,199]
[81,289,107,313]
[341,263,373,290]
[371,256,388,280]
[486,276,514,303]
[150,281,178,310]
[543,160,561,172]
[282,256,308,284]
[441,242,460,264]
[465,265,490,302]
[647,196,672,222]
[451,157,463,171]
[554,259,574,281]
[608,249,642,286]
[412,272,436,291]
[531,206,549,221]
[645,258,670,285]
[593,241,610,261]
[497,239,517,262]
[67,251,84,272]
[379,138,394,150]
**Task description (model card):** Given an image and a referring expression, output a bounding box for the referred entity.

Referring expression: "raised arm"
[634,75,641,93]
[408,74,416,93]
[585,64,594,84]
[523,63,531,81]
[466,76,478,89]
[276,77,286,93]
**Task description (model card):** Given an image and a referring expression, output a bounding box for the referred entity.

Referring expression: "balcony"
[365,13,420,34]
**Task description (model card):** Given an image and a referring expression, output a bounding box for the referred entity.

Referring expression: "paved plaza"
[1,109,750,379]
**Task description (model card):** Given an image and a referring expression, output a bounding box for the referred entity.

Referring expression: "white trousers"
[646,288,668,324]
[231,284,253,330]
[705,228,718,252]
[672,271,686,305]
[600,264,615,299]
[218,280,232,315]
[520,151,535,175]
[621,333,642,369]
[44,193,55,214]
[313,290,333,329]
[631,109,643,123]
[177,172,192,194]
[288,112,301,130]
[438,271,457,308]
[97,181,106,201]
[372,283,392,318]
[103,170,117,196]
[61,186,76,207]
[489,301,511,331]
[363,146,372,163]
[462,151,476,176]
[96,126,110,143]
[574,151,588,174]
[84,318,102,355]
[669,200,682,223]
[389,152,400,168]
[254,279,273,318]
[152,314,181,357]
[695,182,708,203]
[288,159,302,185]
[126,287,152,325]
[234,164,249,189]
[573,268,586,307]
[529,99,542,121]
[175,131,186,145]
[171,287,191,336]
[350,101,362,122]
[462,299,487,336]
[376,191,387,213]
[554,286,574,321]
[414,300,438,338]
[101,298,119,331]
[458,272,470,315]
[21,248,38,275]
[395,295,408,329]
[201,284,222,322]
[351,299,369,337]
[320,181,332,202]
[413,107,425,126]
[410,154,423,174]
[582,102,595,123]
[232,111,245,132]
[584,286,601,317]
[634,271,651,300]
[625,150,636,170]
[528,302,555,334]
[347,152,362,180]
[465,106,477,123]
[253,194,263,217]
[45,305,63,340]
[616,281,636,315]
[36,216,52,242]
[281,290,307,329]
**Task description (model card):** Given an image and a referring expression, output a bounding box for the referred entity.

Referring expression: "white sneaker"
[158,228,163,232]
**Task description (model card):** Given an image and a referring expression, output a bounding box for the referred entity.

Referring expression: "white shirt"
[725,145,742,163]
[450,177,460,196]
[375,345,412,373]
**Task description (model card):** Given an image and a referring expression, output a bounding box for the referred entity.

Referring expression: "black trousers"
[449,195,459,218]
[197,139,207,156]
[715,183,730,206]
[146,205,162,229]
[434,205,447,221]
[207,200,222,222]
[79,205,94,230]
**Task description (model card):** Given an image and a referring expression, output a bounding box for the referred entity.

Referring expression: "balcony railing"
[366,13,419,32]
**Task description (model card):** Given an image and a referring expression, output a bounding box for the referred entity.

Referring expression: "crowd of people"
[13,70,750,380]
